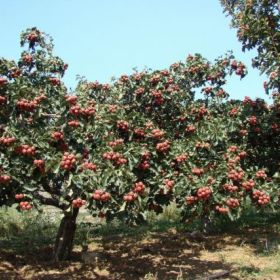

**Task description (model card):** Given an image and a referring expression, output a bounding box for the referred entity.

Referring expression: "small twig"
[195,270,230,280]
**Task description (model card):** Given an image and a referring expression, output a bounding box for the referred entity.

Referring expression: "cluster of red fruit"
[0,137,16,145]
[163,179,175,191]
[228,145,238,153]
[197,106,208,118]
[175,153,188,163]
[215,205,229,214]
[248,116,257,126]
[117,120,129,131]
[60,152,76,170]
[33,159,45,173]
[152,90,164,105]
[239,129,248,137]
[19,201,32,210]
[228,168,244,181]
[135,87,145,96]
[133,182,146,193]
[0,96,6,104]
[185,196,198,205]
[16,99,37,111]
[15,193,25,200]
[256,170,267,179]
[27,31,38,42]
[108,139,124,148]
[16,94,47,112]
[49,77,60,86]
[102,151,127,166]
[229,107,238,117]
[185,125,196,133]
[51,131,64,141]
[108,104,117,113]
[156,141,170,153]
[195,142,210,149]
[22,54,33,64]
[0,77,8,86]
[231,60,246,76]
[150,74,161,84]
[65,95,78,105]
[252,190,270,206]
[223,183,238,192]
[241,179,255,191]
[151,129,165,139]
[72,198,86,208]
[15,145,36,156]
[192,167,204,176]
[138,151,151,170]
[123,191,138,202]
[92,190,111,202]
[69,105,95,117]
[68,120,80,127]
[82,161,97,172]
[134,128,145,138]
[0,175,11,184]
[226,198,240,208]
[197,187,212,200]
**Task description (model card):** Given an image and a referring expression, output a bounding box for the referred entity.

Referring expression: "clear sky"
[0,0,271,102]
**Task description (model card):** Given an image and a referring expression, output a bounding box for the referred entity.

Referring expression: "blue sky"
[0,0,271,102]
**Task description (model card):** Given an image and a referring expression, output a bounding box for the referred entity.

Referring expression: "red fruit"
[163,179,175,191]
[23,54,33,64]
[19,201,32,210]
[197,187,212,200]
[72,198,86,208]
[185,125,196,133]
[151,129,165,139]
[15,193,24,200]
[256,170,267,179]
[92,190,110,202]
[242,179,255,191]
[0,77,8,86]
[133,182,146,194]
[52,131,64,141]
[185,196,197,205]
[60,153,76,170]
[49,77,60,86]
[215,205,229,214]
[191,168,204,176]
[248,116,257,126]
[68,120,80,127]
[223,183,238,192]
[228,145,238,153]
[0,96,6,104]
[65,95,78,105]
[226,198,239,209]
[27,32,38,42]
[117,120,129,131]
[156,141,170,153]
[123,191,138,202]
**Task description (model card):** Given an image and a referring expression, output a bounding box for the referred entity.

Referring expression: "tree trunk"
[53,208,79,261]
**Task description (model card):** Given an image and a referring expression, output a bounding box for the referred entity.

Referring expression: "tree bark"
[53,208,79,261]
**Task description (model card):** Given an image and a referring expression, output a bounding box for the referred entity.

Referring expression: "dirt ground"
[0,228,280,280]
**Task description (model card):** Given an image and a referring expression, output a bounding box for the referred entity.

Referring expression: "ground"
[1,225,280,280]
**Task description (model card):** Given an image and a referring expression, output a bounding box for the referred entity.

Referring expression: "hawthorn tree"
[0,28,279,261]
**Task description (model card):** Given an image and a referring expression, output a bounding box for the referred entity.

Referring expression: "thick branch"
[34,192,67,210]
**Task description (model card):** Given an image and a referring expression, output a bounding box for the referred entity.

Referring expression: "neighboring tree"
[220,0,280,175]
[0,28,278,261]
[220,0,280,94]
